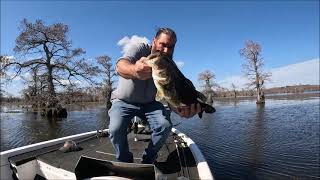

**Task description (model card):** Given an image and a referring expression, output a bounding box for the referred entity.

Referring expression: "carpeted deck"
[9,129,199,179]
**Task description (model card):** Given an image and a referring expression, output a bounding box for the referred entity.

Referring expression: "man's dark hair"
[155,27,177,42]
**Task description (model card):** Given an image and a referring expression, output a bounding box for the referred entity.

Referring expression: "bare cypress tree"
[198,70,216,104]
[0,55,11,98]
[96,55,117,109]
[231,83,237,99]
[1,19,99,115]
[21,66,47,109]
[240,40,271,104]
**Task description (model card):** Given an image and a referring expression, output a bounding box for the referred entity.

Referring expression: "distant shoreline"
[214,92,320,101]
[1,92,319,108]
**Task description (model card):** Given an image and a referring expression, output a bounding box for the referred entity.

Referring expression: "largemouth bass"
[146,52,216,118]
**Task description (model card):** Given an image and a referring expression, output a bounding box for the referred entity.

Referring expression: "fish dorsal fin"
[197,91,207,102]
[162,55,197,91]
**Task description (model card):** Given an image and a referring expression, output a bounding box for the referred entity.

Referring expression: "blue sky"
[1,0,319,96]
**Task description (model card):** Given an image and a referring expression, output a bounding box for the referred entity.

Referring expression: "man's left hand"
[174,103,201,118]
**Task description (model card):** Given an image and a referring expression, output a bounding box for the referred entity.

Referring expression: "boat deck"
[8,127,200,180]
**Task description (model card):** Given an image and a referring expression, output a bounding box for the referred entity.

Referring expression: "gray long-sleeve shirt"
[111,43,157,104]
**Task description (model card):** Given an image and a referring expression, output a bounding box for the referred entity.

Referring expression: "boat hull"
[1,128,213,180]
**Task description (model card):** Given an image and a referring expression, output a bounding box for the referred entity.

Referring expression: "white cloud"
[2,55,45,81]
[219,58,320,89]
[1,80,24,97]
[20,72,31,81]
[218,75,249,90]
[265,58,319,87]
[6,71,23,81]
[5,55,15,61]
[175,61,185,69]
[117,35,150,55]
[60,79,81,86]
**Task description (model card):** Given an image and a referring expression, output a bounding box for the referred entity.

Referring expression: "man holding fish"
[108,27,214,164]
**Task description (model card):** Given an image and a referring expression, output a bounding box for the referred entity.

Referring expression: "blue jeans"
[108,99,172,163]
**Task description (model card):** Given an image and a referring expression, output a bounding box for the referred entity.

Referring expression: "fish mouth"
[148,52,161,59]
[146,53,161,66]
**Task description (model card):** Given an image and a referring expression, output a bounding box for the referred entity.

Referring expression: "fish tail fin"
[198,104,216,118]
[200,103,216,114]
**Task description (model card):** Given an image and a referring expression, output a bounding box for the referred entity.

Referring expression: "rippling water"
[1,103,109,151]
[172,97,320,179]
[1,97,319,179]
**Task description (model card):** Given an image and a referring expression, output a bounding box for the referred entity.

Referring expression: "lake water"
[1,97,319,179]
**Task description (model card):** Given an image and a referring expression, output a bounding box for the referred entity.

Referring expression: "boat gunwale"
[172,128,214,180]
[1,128,214,180]
[1,130,106,165]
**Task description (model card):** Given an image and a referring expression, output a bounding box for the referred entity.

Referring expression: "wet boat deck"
[8,128,200,179]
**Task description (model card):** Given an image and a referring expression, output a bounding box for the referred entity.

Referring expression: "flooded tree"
[96,55,117,109]
[21,66,47,110]
[240,40,271,104]
[231,83,237,99]
[1,19,99,117]
[0,55,11,98]
[198,70,216,104]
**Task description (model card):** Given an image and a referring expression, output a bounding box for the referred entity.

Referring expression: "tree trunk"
[42,44,67,117]
[47,66,58,107]
[254,60,264,104]
[256,87,265,104]
[106,91,112,110]
[44,43,58,108]
[106,83,112,110]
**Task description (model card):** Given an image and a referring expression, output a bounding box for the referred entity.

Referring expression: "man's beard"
[151,48,173,60]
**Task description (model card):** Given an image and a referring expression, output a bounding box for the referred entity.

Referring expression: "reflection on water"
[1,103,109,151]
[1,98,319,179]
[172,97,320,179]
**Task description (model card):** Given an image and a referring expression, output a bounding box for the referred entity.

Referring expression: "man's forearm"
[116,59,137,79]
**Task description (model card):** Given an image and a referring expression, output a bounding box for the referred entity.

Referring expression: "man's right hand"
[134,57,152,80]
